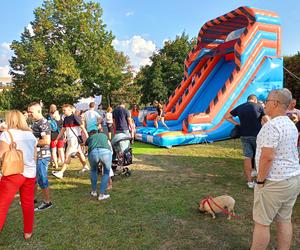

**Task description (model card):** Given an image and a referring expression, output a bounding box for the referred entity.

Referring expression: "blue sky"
[1,0,299,77]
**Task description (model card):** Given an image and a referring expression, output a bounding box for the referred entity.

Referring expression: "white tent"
[73,95,102,111]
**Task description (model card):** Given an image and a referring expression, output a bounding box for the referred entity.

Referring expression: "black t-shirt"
[230,102,265,137]
[113,106,130,131]
[31,118,51,158]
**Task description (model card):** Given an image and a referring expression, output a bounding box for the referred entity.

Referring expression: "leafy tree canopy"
[136,33,195,104]
[10,0,132,109]
[284,52,300,105]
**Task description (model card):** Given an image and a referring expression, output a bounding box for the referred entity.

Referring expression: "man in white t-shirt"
[84,102,102,133]
[251,89,300,250]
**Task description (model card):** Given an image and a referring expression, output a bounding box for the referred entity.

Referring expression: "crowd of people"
[0,101,135,240]
[0,91,300,250]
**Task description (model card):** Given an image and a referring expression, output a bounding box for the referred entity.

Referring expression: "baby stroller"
[111,133,133,177]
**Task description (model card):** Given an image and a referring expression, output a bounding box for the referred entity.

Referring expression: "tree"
[0,89,13,111]
[136,33,195,104]
[284,52,300,104]
[10,0,131,109]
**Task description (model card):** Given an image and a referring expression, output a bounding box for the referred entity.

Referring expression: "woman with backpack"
[0,110,37,240]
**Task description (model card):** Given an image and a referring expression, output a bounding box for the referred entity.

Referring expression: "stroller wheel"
[125,171,131,177]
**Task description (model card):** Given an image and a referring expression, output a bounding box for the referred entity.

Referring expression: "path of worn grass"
[0,140,300,249]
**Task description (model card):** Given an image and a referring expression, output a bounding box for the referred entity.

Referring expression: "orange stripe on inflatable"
[236,23,280,52]
[204,56,274,133]
[188,39,277,124]
[165,58,209,112]
[163,56,221,121]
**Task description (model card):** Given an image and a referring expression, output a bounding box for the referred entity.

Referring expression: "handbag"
[1,130,24,176]
[230,125,241,139]
[70,127,84,145]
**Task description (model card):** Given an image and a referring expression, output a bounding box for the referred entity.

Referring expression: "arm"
[257,147,275,183]
[0,141,9,158]
[34,146,37,161]
[225,113,240,126]
[55,127,66,142]
[261,115,270,125]
[127,116,134,138]
[38,134,51,146]
[80,124,89,139]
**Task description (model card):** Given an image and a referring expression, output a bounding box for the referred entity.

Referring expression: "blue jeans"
[240,136,257,158]
[36,157,51,189]
[88,148,112,194]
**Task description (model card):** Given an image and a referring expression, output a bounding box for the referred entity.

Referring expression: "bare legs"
[244,157,253,182]
[51,147,59,169]
[251,222,293,250]
[276,221,293,250]
[154,117,169,130]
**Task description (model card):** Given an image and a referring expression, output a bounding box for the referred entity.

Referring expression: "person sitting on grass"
[85,127,113,201]
[153,100,169,130]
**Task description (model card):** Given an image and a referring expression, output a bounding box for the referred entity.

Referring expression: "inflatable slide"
[135,6,283,147]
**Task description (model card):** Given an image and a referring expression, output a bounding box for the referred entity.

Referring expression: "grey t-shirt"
[31,118,51,159]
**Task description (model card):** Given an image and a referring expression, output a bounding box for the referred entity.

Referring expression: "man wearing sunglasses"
[251,88,300,250]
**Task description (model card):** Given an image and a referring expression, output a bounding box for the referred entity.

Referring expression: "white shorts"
[66,139,81,157]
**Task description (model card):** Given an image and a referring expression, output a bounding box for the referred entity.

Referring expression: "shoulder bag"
[1,130,24,176]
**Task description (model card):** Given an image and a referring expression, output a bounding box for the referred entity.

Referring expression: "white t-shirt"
[0,129,37,178]
[255,116,300,181]
[106,112,113,124]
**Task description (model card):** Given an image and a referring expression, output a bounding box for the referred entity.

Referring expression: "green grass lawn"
[1,140,300,249]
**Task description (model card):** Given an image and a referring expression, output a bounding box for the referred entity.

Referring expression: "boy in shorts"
[52,104,89,179]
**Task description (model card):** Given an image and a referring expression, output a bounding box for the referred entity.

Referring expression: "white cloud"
[125,11,134,17]
[0,42,10,51]
[0,42,13,80]
[113,36,157,72]
[0,65,10,78]
[26,24,35,37]
[0,42,12,66]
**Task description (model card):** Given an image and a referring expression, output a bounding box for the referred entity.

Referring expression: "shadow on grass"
[1,151,300,250]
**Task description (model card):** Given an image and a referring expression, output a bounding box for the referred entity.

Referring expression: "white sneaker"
[251,170,258,177]
[52,171,63,179]
[90,191,97,197]
[98,194,110,201]
[247,181,256,189]
[80,165,90,173]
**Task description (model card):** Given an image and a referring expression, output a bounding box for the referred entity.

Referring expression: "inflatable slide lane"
[136,6,283,147]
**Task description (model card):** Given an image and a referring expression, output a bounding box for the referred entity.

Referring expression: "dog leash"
[203,196,240,219]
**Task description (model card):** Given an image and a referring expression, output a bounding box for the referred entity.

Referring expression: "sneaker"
[247,181,256,189]
[90,191,97,197]
[80,165,90,173]
[98,194,110,201]
[52,171,64,179]
[35,201,53,211]
[251,170,258,177]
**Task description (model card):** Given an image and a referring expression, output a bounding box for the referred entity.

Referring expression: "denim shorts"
[240,136,257,158]
[36,157,51,189]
